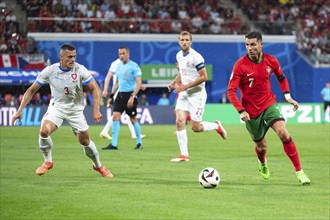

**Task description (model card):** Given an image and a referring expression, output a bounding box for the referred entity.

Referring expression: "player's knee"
[39,129,50,138]
[191,125,202,132]
[80,139,90,146]
[176,118,185,127]
[277,129,289,140]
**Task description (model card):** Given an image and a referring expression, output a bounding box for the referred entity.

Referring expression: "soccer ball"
[198,167,220,188]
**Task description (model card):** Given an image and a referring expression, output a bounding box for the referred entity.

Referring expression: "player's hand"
[11,111,22,126]
[167,81,176,92]
[102,90,108,98]
[107,98,113,107]
[287,98,299,111]
[107,93,115,107]
[174,84,186,93]
[127,97,134,108]
[94,111,102,123]
[240,111,250,122]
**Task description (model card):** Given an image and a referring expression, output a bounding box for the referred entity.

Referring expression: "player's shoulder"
[112,58,121,66]
[74,62,89,72]
[128,60,140,67]
[189,48,204,61]
[41,62,59,74]
[176,50,183,58]
[263,53,277,61]
[235,54,248,65]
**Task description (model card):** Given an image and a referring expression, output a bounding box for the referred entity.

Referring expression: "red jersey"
[227,53,290,118]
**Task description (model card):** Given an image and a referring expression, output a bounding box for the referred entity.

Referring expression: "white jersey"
[36,62,93,111]
[108,58,121,86]
[176,48,206,94]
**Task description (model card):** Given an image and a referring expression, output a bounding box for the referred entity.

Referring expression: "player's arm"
[87,80,102,123]
[168,73,181,92]
[178,67,207,92]
[128,77,142,108]
[227,69,250,121]
[107,77,118,107]
[102,72,113,98]
[273,60,299,111]
[11,82,41,125]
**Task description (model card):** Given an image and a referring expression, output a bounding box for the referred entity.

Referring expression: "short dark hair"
[245,31,262,41]
[119,46,129,53]
[60,43,76,51]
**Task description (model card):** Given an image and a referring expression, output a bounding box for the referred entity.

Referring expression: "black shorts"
[323,101,330,111]
[113,92,138,117]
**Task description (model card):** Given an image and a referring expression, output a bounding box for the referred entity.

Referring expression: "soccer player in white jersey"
[167,31,227,162]
[100,58,147,140]
[11,44,113,177]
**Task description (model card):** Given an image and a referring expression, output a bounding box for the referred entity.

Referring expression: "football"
[198,167,220,188]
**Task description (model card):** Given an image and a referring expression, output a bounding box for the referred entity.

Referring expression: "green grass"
[0,124,329,220]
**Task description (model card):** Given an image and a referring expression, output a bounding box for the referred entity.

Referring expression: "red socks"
[283,137,302,171]
[255,146,267,163]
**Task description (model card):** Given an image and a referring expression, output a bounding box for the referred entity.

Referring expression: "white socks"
[201,122,218,131]
[39,136,53,162]
[128,119,136,137]
[82,140,101,168]
[101,116,113,134]
[176,129,188,156]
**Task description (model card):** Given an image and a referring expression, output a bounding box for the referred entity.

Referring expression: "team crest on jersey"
[266,66,272,75]
[71,73,78,82]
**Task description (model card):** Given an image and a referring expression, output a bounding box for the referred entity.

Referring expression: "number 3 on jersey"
[64,87,70,95]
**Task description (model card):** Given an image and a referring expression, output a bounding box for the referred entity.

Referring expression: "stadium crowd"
[19,0,250,34]
[0,0,39,54]
[234,0,329,64]
[1,0,329,106]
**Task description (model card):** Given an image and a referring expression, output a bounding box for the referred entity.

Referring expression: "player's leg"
[126,98,143,149]
[36,109,63,175]
[127,118,136,137]
[246,114,269,179]
[323,102,329,123]
[100,115,113,140]
[130,117,143,149]
[255,138,270,180]
[70,111,112,177]
[189,90,227,139]
[102,93,126,150]
[77,130,113,178]
[171,109,189,162]
[128,118,147,139]
[271,120,310,184]
[109,112,121,149]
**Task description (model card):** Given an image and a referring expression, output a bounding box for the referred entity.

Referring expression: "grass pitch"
[0,124,329,220]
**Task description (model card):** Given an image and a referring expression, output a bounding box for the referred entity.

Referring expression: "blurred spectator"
[139,93,149,106]
[31,92,43,105]
[219,92,229,104]
[19,0,249,35]
[157,92,170,106]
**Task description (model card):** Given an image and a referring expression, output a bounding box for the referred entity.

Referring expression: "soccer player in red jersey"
[227,31,310,185]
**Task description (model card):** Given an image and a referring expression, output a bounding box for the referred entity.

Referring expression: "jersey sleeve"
[133,63,142,78]
[36,66,50,85]
[227,62,245,113]
[80,65,94,85]
[108,60,117,74]
[272,56,290,94]
[194,53,205,71]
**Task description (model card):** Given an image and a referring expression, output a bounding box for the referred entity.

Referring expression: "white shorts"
[175,88,207,122]
[42,106,89,133]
